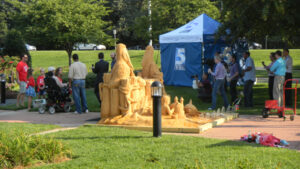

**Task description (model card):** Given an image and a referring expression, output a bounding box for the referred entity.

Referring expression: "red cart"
[262,79,298,121]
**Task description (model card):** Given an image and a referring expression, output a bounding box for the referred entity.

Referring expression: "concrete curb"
[85,113,239,134]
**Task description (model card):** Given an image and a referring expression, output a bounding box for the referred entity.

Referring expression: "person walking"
[270,50,286,106]
[208,55,229,110]
[16,54,28,107]
[227,54,239,104]
[68,54,88,114]
[283,48,293,107]
[242,51,256,107]
[262,52,276,100]
[92,52,109,104]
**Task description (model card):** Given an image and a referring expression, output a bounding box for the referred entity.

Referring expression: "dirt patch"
[14,157,71,169]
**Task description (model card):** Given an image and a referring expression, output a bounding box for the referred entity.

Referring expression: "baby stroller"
[37,72,72,114]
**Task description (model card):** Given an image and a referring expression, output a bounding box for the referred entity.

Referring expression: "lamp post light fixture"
[0,74,6,104]
[151,81,163,137]
[113,29,117,49]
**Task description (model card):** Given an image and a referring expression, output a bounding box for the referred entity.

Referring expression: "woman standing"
[227,54,239,104]
[262,52,276,100]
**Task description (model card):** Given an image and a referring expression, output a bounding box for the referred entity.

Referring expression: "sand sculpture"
[138,45,163,83]
[98,43,212,128]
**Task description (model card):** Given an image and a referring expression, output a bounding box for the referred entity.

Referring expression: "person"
[208,55,229,110]
[92,52,109,104]
[283,48,293,106]
[262,52,276,100]
[25,69,36,111]
[37,68,46,99]
[242,51,256,107]
[270,50,286,106]
[54,67,67,88]
[16,54,29,107]
[68,54,88,114]
[110,52,116,70]
[195,73,212,102]
[228,54,239,104]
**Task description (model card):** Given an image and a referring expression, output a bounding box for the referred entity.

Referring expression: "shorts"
[19,81,27,94]
[26,86,36,97]
[39,89,46,96]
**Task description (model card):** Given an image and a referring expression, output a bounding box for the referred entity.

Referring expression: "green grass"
[28,125,300,169]
[0,122,60,135]
[256,70,300,78]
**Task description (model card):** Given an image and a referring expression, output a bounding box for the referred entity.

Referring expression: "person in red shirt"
[16,54,28,107]
[37,68,46,99]
[25,69,36,110]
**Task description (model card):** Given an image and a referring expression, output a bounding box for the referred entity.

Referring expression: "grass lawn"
[16,125,297,169]
[30,49,300,73]
[0,122,59,135]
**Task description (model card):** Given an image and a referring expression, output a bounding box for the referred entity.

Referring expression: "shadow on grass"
[55,135,152,140]
[206,140,262,148]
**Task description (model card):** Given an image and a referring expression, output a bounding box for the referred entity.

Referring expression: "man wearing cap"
[68,54,88,114]
[242,51,256,107]
[16,54,28,107]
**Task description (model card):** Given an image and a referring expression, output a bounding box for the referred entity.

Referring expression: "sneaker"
[73,111,79,114]
[85,109,89,113]
[208,107,213,110]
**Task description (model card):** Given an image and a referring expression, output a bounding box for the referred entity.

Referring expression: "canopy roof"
[159,14,221,44]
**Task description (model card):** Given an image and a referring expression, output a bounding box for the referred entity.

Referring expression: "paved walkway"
[1,109,300,151]
[177,115,300,151]
[0,109,100,127]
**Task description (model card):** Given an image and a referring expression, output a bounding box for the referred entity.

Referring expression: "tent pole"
[202,42,205,74]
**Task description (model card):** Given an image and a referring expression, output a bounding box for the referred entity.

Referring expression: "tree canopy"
[218,0,300,47]
[15,0,112,65]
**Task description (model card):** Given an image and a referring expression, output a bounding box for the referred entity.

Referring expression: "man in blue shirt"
[270,50,286,106]
[242,51,256,107]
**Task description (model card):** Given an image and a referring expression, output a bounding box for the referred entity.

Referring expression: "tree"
[134,0,220,44]
[218,0,300,47]
[16,0,112,65]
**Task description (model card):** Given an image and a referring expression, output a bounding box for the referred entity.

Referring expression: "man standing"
[92,52,109,104]
[16,54,28,107]
[68,54,88,114]
[208,55,229,110]
[270,50,286,107]
[242,51,256,107]
[283,48,293,107]
[110,52,116,70]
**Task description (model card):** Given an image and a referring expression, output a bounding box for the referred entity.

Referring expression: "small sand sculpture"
[184,99,201,116]
[139,45,163,83]
[98,43,213,128]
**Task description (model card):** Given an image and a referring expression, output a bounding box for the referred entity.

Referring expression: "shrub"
[0,132,71,168]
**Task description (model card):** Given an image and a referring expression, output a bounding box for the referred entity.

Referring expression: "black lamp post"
[151,81,163,137]
[0,74,6,104]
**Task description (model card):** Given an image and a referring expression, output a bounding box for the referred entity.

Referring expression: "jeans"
[230,79,238,104]
[211,79,229,109]
[72,79,88,113]
[285,73,292,106]
[243,80,254,107]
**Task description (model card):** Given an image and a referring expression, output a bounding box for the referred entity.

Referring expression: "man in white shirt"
[68,54,88,114]
[242,51,256,107]
[283,48,293,107]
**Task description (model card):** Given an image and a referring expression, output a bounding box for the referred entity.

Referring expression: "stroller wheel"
[49,106,56,114]
[38,107,46,114]
[64,104,71,113]
[262,108,269,118]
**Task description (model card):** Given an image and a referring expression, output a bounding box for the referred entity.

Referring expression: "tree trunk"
[66,49,73,66]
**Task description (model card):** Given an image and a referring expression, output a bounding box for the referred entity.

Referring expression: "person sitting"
[54,67,67,88]
[47,67,66,88]
[195,73,212,102]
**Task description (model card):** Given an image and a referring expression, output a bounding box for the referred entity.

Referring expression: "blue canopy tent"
[159,13,227,87]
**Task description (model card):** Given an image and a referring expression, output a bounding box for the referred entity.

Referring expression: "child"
[25,69,36,110]
[37,68,46,99]
[196,73,212,102]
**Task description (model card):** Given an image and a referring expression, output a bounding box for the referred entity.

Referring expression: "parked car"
[26,44,37,51]
[249,42,262,49]
[74,43,106,50]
